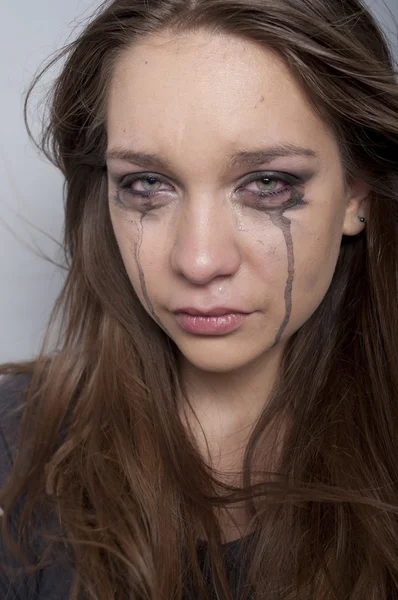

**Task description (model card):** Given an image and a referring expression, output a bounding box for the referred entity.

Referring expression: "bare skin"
[106,29,369,541]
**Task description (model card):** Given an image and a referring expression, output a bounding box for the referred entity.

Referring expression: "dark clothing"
[0,374,248,599]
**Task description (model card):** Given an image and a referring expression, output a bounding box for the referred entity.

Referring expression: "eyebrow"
[106,143,320,171]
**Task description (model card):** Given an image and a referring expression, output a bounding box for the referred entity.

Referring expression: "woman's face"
[106,29,368,374]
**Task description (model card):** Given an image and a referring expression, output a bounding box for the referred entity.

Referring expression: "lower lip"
[174,312,249,335]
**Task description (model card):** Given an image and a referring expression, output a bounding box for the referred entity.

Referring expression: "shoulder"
[0,373,75,599]
[0,373,32,483]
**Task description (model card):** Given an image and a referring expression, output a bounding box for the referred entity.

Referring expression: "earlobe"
[342,210,368,236]
[342,180,370,236]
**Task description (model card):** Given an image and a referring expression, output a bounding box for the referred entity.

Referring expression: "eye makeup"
[110,169,307,349]
[134,213,172,338]
[111,169,309,214]
[263,189,307,346]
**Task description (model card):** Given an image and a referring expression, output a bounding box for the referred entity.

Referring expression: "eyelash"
[115,171,303,210]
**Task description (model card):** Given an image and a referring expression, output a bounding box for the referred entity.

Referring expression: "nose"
[170,199,241,285]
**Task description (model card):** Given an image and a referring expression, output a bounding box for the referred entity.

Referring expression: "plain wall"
[0,1,100,363]
[0,0,397,363]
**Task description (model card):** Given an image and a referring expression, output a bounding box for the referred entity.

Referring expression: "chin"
[175,340,267,374]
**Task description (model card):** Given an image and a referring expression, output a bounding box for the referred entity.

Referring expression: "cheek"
[298,218,343,290]
[110,213,143,295]
[290,224,343,322]
[110,212,165,302]
[299,244,339,293]
[246,209,343,340]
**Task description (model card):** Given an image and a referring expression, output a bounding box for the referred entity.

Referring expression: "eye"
[120,174,173,197]
[244,176,285,194]
[134,176,161,192]
[236,171,305,210]
[112,170,307,213]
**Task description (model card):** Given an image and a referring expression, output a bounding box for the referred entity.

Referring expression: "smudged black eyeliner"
[114,190,171,334]
[134,214,172,338]
[114,171,308,214]
[116,182,304,348]
[265,189,304,346]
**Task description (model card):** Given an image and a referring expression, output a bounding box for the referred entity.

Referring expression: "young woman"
[1,0,398,598]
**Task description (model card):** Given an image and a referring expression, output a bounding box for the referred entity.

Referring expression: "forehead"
[106,29,336,169]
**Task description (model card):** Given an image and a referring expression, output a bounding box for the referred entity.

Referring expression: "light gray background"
[1,0,397,363]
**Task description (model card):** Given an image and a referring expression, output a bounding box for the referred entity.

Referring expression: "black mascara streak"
[264,191,302,346]
[135,214,172,337]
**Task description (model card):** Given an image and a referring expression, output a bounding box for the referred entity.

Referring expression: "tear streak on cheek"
[133,216,172,338]
[130,200,296,349]
[266,212,295,347]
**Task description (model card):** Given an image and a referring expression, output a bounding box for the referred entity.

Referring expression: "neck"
[178,341,286,450]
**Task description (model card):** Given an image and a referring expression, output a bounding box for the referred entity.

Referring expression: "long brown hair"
[1,0,398,598]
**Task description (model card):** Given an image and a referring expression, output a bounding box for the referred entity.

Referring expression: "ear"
[342,177,371,236]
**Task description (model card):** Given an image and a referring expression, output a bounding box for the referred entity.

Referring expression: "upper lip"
[174,307,249,316]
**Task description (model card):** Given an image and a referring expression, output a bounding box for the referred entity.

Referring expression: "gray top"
[0,374,248,599]
[0,373,76,599]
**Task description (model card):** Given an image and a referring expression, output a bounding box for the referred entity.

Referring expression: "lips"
[174,311,249,335]
[174,306,248,316]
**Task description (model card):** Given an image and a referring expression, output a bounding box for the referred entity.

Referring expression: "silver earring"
[358,216,366,223]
